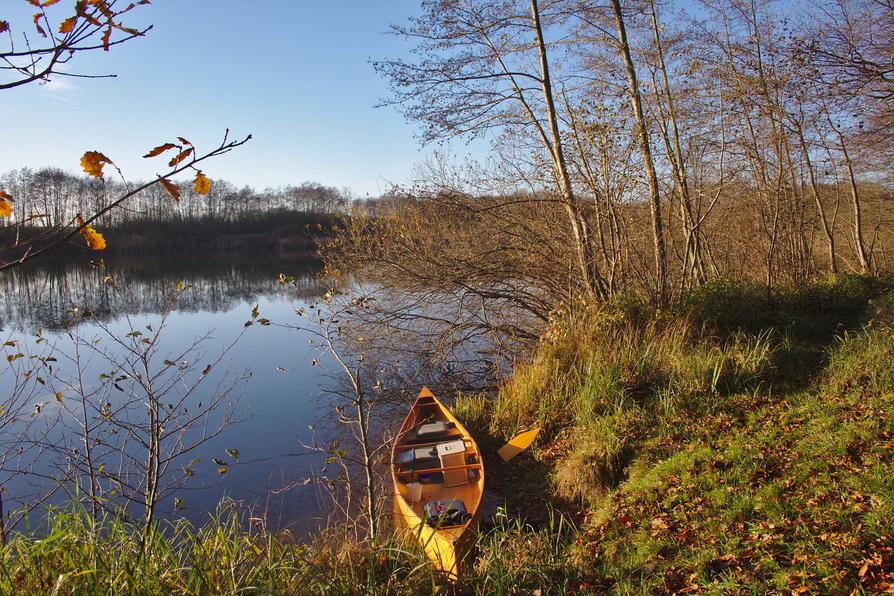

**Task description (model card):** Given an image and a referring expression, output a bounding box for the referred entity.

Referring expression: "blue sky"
[1,1,463,197]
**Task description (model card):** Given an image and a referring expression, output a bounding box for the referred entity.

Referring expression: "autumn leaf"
[167,147,193,168]
[84,227,106,250]
[159,177,180,201]
[76,215,107,251]
[193,171,211,195]
[102,25,111,51]
[33,13,46,37]
[59,16,77,34]
[80,150,113,178]
[0,21,9,34]
[54,391,63,403]
[0,191,13,218]
[142,143,177,158]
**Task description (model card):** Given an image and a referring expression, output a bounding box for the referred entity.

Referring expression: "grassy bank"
[479,274,894,592]
[3,276,893,593]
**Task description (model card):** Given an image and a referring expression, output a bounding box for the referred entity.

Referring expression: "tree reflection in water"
[0,256,323,332]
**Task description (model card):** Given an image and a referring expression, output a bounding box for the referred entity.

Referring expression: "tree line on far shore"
[1,167,352,229]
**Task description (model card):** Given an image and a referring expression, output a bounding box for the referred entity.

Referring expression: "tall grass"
[492,301,776,502]
[0,502,584,595]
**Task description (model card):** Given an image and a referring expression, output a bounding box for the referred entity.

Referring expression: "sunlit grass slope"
[484,275,894,592]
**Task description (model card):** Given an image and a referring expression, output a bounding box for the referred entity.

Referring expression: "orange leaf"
[83,227,106,250]
[159,178,180,202]
[41,0,61,6]
[33,13,46,37]
[142,143,177,158]
[0,21,9,34]
[102,25,111,51]
[167,147,193,168]
[76,215,106,250]
[177,136,192,146]
[193,171,211,195]
[0,199,12,218]
[80,151,113,178]
[59,16,77,34]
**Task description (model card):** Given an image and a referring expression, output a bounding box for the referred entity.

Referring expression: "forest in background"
[1,167,347,256]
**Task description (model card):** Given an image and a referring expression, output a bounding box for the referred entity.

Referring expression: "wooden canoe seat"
[436,440,468,487]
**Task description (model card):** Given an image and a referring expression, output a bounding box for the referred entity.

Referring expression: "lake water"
[0,255,344,534]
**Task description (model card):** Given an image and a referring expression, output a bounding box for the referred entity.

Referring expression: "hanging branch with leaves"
[1,0,152,90]
[0,129,252,271]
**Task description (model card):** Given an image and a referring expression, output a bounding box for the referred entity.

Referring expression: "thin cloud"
[41,77,79,102]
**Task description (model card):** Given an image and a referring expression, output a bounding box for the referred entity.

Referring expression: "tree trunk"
[355,381,377,540]
[611,0,668,306]
[833,126,871,273]
[794,121,837,274]
[531,0,601,301]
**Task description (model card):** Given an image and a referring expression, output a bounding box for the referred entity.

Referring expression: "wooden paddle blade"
[497,427,541,462]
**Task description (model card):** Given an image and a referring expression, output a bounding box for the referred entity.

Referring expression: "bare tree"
[276,278,395,540]
[375,0,605,300]
[0,332,63,543]
[804,0,894,143]
[40,278,250,537]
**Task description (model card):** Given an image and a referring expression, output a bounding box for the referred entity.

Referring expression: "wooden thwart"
[395,462,482,477]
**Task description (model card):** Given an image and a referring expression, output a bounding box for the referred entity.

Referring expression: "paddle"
[497,427,541,462]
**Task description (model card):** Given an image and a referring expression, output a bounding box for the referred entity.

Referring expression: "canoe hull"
[391,387,485,578]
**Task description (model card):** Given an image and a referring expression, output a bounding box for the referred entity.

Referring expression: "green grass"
[486,275,894,592]
[0,504,586,594]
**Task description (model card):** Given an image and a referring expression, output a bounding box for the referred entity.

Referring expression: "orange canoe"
[391,387,485,578]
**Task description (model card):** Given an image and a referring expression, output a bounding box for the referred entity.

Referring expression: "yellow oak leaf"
[193,171,211,195]
[1,191,14,218]
[76,216,106,251]
[159,177,181,202]
[80,151,113,178]
[84,228,106,250]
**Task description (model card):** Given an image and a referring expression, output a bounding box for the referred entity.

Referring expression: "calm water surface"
[0,256,343,534]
